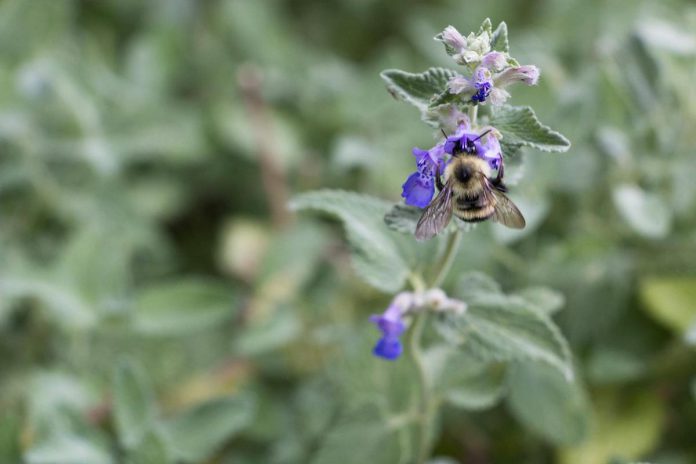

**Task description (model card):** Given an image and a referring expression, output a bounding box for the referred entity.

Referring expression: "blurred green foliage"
[1,0,695,463]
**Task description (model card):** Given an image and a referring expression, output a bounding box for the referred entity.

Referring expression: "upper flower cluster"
[402,117,502,208]
[436,24,540,106]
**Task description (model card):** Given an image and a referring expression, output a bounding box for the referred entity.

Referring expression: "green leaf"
[380,68,457,112]
[291,190,409,292]
[639,276,696,336]
[24,434,113,464]
[132,279,237,336]
[512,287,566,315]
[436,278,573,380]
[163,395,255,463]
[612,185,672,239]
[489,105,571,153]
[384,204,474,236]
[112,359,156,449]
[125,430,170,464]
[310,408,402,464]
[438,349,506,411]
[384,204,423,234]
[490,21,509,52]
[478,18,493,36]
[560,391,665,464]
[506,363,589,446]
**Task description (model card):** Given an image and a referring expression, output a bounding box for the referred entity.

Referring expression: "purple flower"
[369,302,407,360]
[495,65,540,86]
[402,145,446,208]
[443,124,502,170]
[472,81,492,103]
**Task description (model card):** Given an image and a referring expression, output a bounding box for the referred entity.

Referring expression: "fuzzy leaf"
[125,430,170,464]
[506,363,589,446]
[513,287,566,315]
[291,190,409,292]
[478,18,493,36]
[441,351,506,411]
[163,395,255,463]
[132,279,236,336]
[491,21,509,52]
[384,204,423,234]
[310,408,402,464]
[436,278,574,380]
[384,204,474,236]
[489,105,571,153]
[612,184,672,239]
[113,360,156,449]
[381,68,457,112]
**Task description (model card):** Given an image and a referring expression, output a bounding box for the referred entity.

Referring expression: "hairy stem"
[407,310,431,464]
[430,230,462,288]
[408,106,476,463]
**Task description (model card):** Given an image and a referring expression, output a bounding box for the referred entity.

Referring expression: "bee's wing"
[480,175,526,229]
[415,180,454,241]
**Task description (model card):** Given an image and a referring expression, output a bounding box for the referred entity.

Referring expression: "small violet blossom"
[369,293,411,360]
[369,290,467,360]
[401,144,446,208]
[448,62,540,105]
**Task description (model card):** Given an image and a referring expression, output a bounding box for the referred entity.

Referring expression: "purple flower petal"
[402,171,434,208]
[373,337,403,360]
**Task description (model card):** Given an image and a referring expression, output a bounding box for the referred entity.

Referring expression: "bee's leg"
[435,165,444,191]
[492,158,508,192]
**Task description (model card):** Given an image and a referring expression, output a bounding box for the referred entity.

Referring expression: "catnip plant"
[293,19,573,463]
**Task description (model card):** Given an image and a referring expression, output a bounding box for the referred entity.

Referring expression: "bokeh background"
[1,0,695,463]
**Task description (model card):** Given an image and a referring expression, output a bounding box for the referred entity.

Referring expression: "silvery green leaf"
[384,204,473,236]
[586,349,646,384]
[291,190,409,292]
[132,279,237,336]
[163,395,255,463]
[125,430,170,464]
[489,105,571,153]
[437,279,573,380]
[384,204,423,234]
[490,21,509,52]
[380,68,457,113]
[113,359,156,449]
[506,363,589,446]
[512,287,565,315]
[455,272,502,301]
[439,350,506,411]
[612,184,671,239]
[24,434,113,464]
[310,408,402,464]
[478,18,493,36]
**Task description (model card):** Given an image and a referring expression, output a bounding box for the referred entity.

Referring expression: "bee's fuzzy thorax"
[444,155,492,182]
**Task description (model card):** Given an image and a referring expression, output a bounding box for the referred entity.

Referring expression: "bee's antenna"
[440,128,448,139]
[472,129,492,142]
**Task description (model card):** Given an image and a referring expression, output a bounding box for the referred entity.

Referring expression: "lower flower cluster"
[370,289,467,360]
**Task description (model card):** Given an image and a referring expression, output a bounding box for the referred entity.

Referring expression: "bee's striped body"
[414,139,525,241]
[445,156,496,223]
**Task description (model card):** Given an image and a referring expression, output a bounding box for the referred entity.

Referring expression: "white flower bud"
[441,25,467,50]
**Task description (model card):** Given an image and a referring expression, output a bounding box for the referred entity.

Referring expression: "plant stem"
[408,106,475,464]
[407,310,431,464]
[430,230,462,288]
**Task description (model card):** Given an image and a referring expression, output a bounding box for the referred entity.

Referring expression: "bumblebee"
[415,133,525,241]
